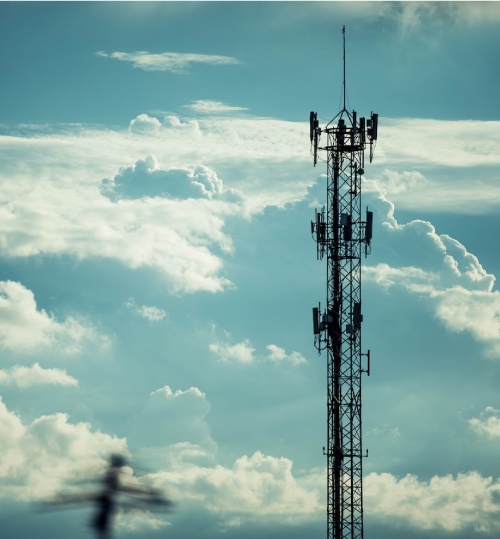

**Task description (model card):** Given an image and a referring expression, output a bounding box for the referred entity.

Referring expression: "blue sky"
[1,1,500,538]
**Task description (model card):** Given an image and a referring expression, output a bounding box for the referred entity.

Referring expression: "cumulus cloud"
[128,113,162,135]
[150,385,206,400]
[148,448,323,523]
[96,157,244,293]
[101,156,226,201]
[0,280,107,354]
[469,407,500,439]
[209,338,306,366]
[96,51,238,73]
[365,471,500,533]
[129,385,214,452]
[209,340,255,363]
[0,398,127,500]
[0,363,77,388]
[363,190,500,357]
[125,298,167,322]
[266,344,307,365]
[184,100,248,114]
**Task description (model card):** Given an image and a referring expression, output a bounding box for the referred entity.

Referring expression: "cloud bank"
[148,448,323,524]
[365,471,500,533]
[363,190,500,358]
[0,398,126,500]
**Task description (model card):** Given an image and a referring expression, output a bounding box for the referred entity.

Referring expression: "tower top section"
[309,27,378,166]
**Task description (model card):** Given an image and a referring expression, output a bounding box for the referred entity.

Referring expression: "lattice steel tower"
[310,26,378,539]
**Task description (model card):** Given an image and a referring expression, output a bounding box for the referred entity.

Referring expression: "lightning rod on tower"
[310,25,378,539]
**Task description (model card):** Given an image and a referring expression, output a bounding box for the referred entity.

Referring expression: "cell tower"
[310,26,377,539]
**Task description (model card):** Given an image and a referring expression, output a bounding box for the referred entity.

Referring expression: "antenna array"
[310,26,378,539]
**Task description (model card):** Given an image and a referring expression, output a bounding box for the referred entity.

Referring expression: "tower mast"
[310,26,378,539]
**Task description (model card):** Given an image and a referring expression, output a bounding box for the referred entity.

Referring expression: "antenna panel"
[366,210,373,242]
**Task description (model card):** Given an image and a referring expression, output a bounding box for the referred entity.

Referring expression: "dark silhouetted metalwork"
[310,25,377,539]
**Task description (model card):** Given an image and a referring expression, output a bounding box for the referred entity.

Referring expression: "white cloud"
[148,448,323,523]
[150,385,206,400]
[125,298,167,322]
[363,190,500,357]
[115,509,170,532]
[434,287,500,357]
[96,51,239,73]
[469,407,500,439]
[209,338,306,366]
[209,340,255,363]
[365,471,500,533]
[0,363,77,388]
[363,263,437,293]
[137,305,167,322]
[266,344,306,365]
[184,100,248,114]
[0,397,127,500]
[0,280,107,354]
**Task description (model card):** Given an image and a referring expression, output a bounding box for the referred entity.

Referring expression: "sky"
[1,1,500,538]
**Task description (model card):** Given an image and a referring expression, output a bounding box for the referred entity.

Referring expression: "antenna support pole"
[342,25,346,111]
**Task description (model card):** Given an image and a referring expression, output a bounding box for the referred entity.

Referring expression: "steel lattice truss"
[311,108,377,539]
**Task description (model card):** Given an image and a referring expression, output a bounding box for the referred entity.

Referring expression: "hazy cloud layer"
[184,100,249,114]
